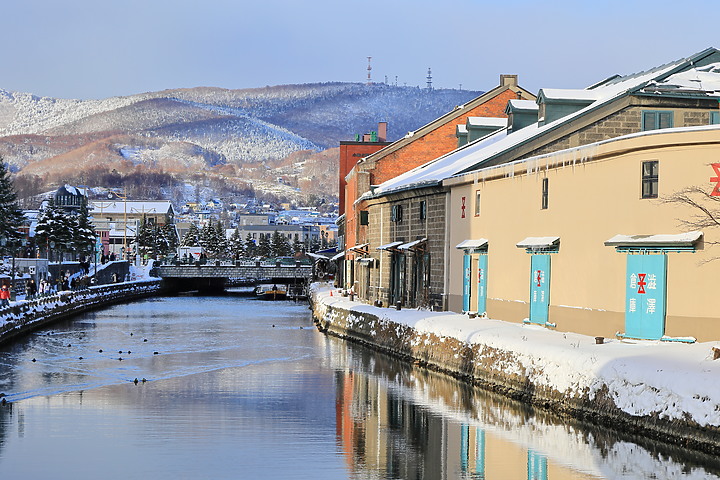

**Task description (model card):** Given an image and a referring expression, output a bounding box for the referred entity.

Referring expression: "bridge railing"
[156,257,313,268]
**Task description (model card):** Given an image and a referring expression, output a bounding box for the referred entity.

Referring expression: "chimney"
[500,74,518,87]
[377,122,387,142]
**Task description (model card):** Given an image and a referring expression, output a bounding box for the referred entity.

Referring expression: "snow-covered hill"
[0,82,482,201]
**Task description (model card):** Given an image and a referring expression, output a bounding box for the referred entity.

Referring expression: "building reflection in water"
[326,336,720,480]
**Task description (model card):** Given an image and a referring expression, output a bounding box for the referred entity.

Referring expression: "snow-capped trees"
[35,199,74,260]
[72,203,96,254]
[0,161,24,253]
[180,223,200,247]
[135,215,179,259]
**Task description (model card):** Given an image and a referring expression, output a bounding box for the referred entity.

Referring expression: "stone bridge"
[154,261,313,292]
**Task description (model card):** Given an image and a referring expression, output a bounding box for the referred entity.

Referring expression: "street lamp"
[109,190,128,259]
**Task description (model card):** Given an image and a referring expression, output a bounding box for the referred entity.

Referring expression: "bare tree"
[662,185,720,251]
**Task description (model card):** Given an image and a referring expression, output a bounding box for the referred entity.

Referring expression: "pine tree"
[257,233,271,258]
[35,198,73,260]
[158,224,179,257]
[72,203,96,255]
[271,230,291,257]
[244,233,256,257]
[181,223,200,247]
[228,227,243,259]
[135,214,156,258]
[0,161,24,253]
[214,220,228,258]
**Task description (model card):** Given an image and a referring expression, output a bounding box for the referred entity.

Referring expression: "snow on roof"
[467,117,507,127]
[376,241,404,251]
[507,99,538,111]
[369,50,719,197]
[347,243,369,252]
[90,200,174,215]
[643,62,720,95]
[330,251,345,261]
[538,89,602,102]
[398,238,427,250]
[455,238,489,250]
[604,231,703,247]
[456,124,468,134]
[516,236,560,249]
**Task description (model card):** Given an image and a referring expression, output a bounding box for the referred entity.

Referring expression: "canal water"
[0,292,719,479]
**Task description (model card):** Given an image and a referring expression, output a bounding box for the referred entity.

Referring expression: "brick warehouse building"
[341,75,535,302]
[366,47,720,338]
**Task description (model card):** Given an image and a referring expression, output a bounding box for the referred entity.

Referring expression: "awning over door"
[455,238,489,251]
[516,236,560,252]
[398,238,427,251]
[604,231,702,251]
[376,241,404,251]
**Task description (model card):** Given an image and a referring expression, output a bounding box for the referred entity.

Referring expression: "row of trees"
[179,219,303,259]
[34,200,96,260]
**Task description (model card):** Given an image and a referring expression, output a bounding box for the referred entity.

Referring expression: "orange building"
[338,122,389,217]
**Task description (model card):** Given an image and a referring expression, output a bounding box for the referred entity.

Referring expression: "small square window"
[474,190,481,216]
[710,111,720,125]
[642,111,673,131]
[641,161,659,199]
[541,178,549,210]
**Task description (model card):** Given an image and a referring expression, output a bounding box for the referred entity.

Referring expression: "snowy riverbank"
[310,283,720,453]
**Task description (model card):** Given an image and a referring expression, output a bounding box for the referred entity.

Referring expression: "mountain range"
[0,83,482,205]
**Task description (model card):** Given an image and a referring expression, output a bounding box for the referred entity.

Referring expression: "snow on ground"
[312,284,720,428]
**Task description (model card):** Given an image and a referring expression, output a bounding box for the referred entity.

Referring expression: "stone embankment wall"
[0,280,161,346]
[310,290,720,455]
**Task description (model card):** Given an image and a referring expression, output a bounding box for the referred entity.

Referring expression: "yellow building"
[448,127,720,342]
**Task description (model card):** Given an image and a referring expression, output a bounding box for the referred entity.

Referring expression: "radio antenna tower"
[367,57,372,84]
[426,67,433,90]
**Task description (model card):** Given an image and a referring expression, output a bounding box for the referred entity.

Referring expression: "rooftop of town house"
[467,117,507,127]
[89,200,175,216]
[367,47,720,198]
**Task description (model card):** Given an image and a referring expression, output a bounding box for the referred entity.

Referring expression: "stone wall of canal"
[0,280,162,346]
[309,286,720,455]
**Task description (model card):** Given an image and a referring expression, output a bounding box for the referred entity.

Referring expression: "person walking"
[0,284,11,308]
[26,279,37,300]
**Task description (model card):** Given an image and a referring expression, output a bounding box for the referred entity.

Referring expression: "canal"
[0,292,719,479]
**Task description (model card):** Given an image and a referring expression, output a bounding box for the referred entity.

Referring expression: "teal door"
[477,255,488,315]
[625,254,667,340]
[528,450,548,480]
[529,254,551,325]
[462,253,471,311]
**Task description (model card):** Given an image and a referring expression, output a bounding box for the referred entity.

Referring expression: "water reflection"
[0,294,718,479]
[323,335,720,480]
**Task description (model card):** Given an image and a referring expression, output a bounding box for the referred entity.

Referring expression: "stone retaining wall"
[0,280,162,346]
[310,290,720,455]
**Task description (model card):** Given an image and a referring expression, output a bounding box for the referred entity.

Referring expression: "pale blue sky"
[2,0,717,99]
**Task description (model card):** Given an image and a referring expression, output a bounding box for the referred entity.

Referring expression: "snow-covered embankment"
[309,283,720,454]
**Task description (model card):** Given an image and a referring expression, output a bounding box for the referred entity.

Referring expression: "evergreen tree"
[72,203,96,254]
[157,224,179,257]
[257,233,271,258]
[271,230,291,257]
[228,227,244,259]
[214,220,229,258]
[0,161,24,253]
[180,223,200,247]
[292,238,304,255]
[135,214,156,258]
[198,219,214,253]
[244,233,256,257]
[35,198,73,260]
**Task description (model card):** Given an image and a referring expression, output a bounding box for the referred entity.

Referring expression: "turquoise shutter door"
[625,254,667,339]
[462,253,471,312]
[477,254,488,315]
[529,254,551,325]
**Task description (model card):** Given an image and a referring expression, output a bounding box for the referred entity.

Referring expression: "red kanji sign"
[536,270,542,287]
[637,273,647,294]
[461,196,466,218]
[711,163,720,196]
